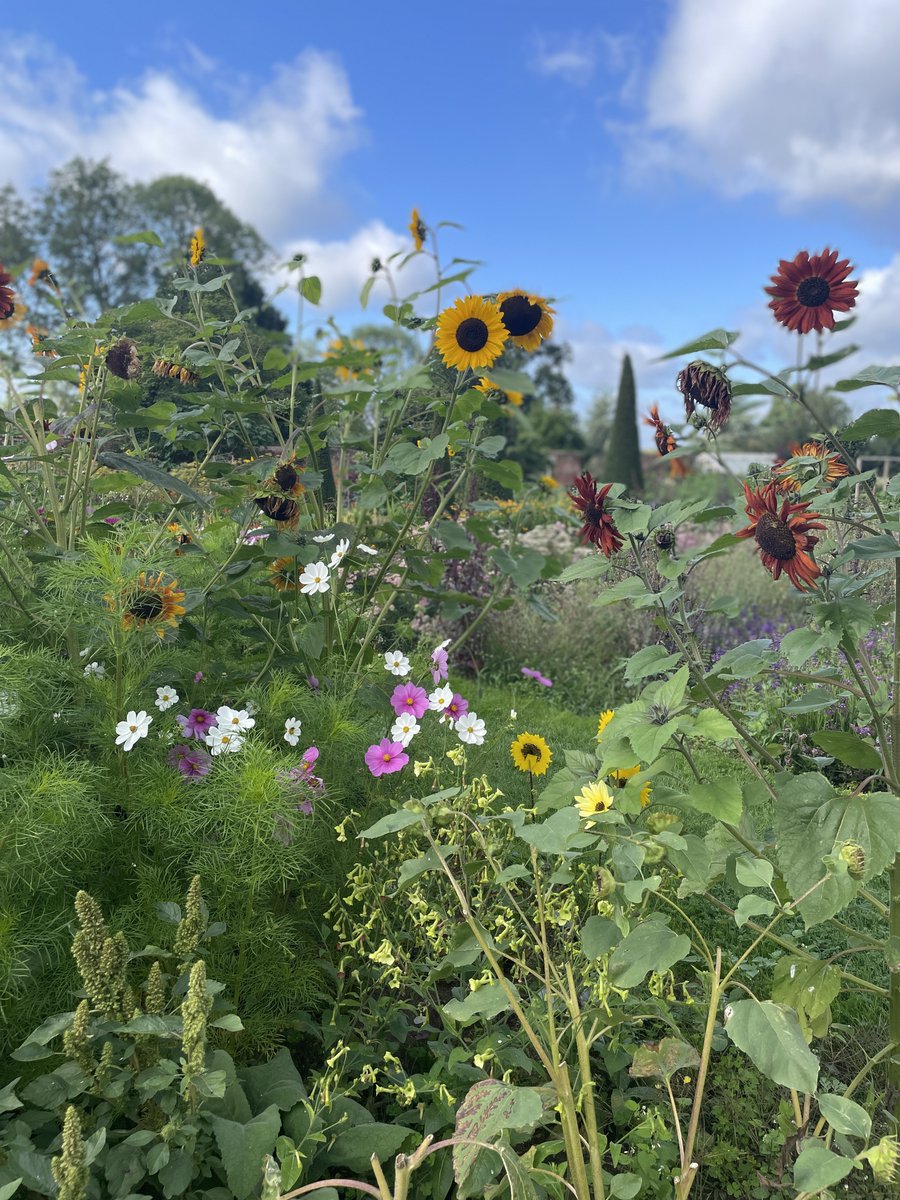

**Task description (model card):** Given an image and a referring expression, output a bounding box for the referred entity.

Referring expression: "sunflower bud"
[643,843,667,865]
[370,257,382,273]
[859,1136,899,1184]
[647,810,679,835]
[105,338,142,381]
[838,841,866,880]
[595,867,616,900]
[655,523,676,551]
[51,1106,88,1200]
[676,360,732,432]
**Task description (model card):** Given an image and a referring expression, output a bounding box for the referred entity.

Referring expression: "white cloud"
[0,35,361,241]
[562,316,674,407]
[637,0,900,207]
[532,38,596,86]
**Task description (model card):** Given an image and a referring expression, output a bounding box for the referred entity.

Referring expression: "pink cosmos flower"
[390,682,429,719]
[431,639,450,684]
[521,667,553,687]
[194,671,204,683]
[442,692,469,722]
[167,743,212,780]
[176,708,218,740]
[365,739,409,777]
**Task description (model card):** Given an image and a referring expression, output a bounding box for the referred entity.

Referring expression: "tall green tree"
[603,354,643,491]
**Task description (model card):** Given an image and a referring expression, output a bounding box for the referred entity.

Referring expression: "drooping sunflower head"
[643,404,677,456]
[106,338,142,381]
[435,295,507,373]
[765,248,858,334]
[510,732,552,777]
[0,267,17,322]
[119,572,186,637]
[596,709,615,740]
[270,457,305,497]
[571,472,624,558]
[497,290,554,351]
[474,377,524,406]
[408,207,426,252]
[676,361,732,432]
[189,227,206,268]
[269,557,301,592]
[575,780,615,823]
[774,441,848,493]
[28,259,52,288]
[735,481,826,592]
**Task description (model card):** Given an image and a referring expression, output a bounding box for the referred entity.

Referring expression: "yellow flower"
[575,780,615,822]
[475,377,524,406]
[596,709,615,740]
[435,295,507,373]
[539,474,559,490]
[510,732,552,777]
[497,289,555,351]
[269,556,302,591]
[116,572,186,638]
[189,227,206,267]
[408,207,426,252]
[28,259,50,287]
[608,764,653,808]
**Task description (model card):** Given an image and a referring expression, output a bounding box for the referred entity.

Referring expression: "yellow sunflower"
[575,780,615,823]
[409,207,426,252]
[189,227,206,267]
[435,296,507,373]
[608,764,652,808]
[539,475,559,490]
[510,732,552,777]
[325,337,367,383]
[269,557,301,591]
[475,376,524,406]
[596,709,615,740]
[119,572,185,637]
[497,289,554,351]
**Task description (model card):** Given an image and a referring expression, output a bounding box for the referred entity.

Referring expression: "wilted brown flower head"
[643,404,677,456]
[571,471,623,557]
[106,338,142,381]
[676,360,732,432]
[0,267,16,322]
[765,248,858,334]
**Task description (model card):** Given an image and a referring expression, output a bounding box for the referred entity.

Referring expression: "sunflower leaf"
[659,328,740,359]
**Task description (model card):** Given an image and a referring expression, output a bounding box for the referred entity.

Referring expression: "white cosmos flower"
[358,543,378,555]
[115,709,152,751]
[83,661,105,679]
[390,715,420,747]
[284,717,302,746]
[455,712,486,746]
[299,561,330,594]
[155,685,179,711]
[384,649,410,676]
[329,537,350,569]
[428,685,454,712]
[312,533,335,543]
[216,705,256,732]
[206,727,245,756]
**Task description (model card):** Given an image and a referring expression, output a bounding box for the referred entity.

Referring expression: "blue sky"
[4,1,900,418]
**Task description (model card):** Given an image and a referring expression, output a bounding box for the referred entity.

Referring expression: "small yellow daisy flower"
[597,709,615,740]
[576,780,615,822]
[189,227,206,267]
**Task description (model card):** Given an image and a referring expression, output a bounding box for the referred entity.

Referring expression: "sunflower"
[28,259,51,287]
[497,290,554,351]
[643,405,677,456]
[106,338,142,381]
[676,360,732,432]
[608,765,653,808]
[765,248,858,334]
[575,780,615,822]
[735,481,825,591]
[152,358,198,385]
[269,557,302,591]
[0,267,16,322]
[409,207,426,252]
[435,296,507,372]
[119,572,186,636]
[189,227,206,267]
[596,709,615,739]
[325,337,367,383]
[774,441,848,493]
[474,377,524,406]
[571,472,623,557]
[539,474,559,490]
[510,732,552,777]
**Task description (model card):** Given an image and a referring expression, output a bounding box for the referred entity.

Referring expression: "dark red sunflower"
[0,267,16,322]
[643,404,677,456]
[774,441,848,493]
[676,360,732,432]
[765,249,858,334]
[735,481,825,591]
[571,472,623,557]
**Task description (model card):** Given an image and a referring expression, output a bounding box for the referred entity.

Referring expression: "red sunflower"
[0,267,16,322]
[643,405,677,456]
[735,481,825,591]
[571,472,623,557]
[774,441,849,493]
[765,249,858,334]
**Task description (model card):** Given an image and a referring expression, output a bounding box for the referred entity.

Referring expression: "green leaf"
[360,809,424,839]
[691,709,738,742]
[478,458,523,493]
[660,328,740,358]
[300,275,322,304]
[382,437,449,475]
[558,556,610,583]
[816,1094,871,1139]
[593,576,650,607]
[0,1181,23,1200]
[211,1013,244,1032]
[609,1175,642,1199]
[677,778,742,824]
[623,646,683,684]
[724,1000,819,1093]
[480,368,533,397]
[834,367,900,392]
[443,982,512,1026]
[453,1079,542,1199]
[792,1144,853,1192]
[581,916,622,959]
[326,1123,416,1175]
[775,774,900,926]
[781,688,839,715]
[608,921,691,989]
[772,956,841,1039]
[780,627,841,668]
[96,452,209,507]
[667,834,714,896]
[209,1105,282,1200]
[734,855,774,889]
[811,731,882,770]
[113,229,164,247]
[489,547,544,589]
[517,806,594,855]
[628,1037,699,1080]
[476,434,506,458]
[734,895,776,927]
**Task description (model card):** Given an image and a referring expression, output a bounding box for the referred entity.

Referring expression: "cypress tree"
[603,353,644,491]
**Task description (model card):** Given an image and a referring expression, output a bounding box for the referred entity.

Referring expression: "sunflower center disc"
[455,317,489,352]
[500,295,542,336]
[128,590,165,620]
[584,502,604,526]
[522,742,540,758]
[755,512,797,560]
[274,463,298,492]
[796,276,830,308]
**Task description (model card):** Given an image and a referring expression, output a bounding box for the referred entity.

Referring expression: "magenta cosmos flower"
[365,739,409,777]
[176,708,217,740]
[442,692,469,722]
[431,639,450,684]
[167,743,212,780]
[390,682,429,719]
[521,666,553,687]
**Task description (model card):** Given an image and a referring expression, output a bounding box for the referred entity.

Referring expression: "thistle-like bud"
[51,1106,88,1200]
[174,875,206,964]
[181,959,212,1088]
[63,1000,94,1075]
[838,841,866,880]
[647,810,679,835]
[145,961,166,1015]
[105,338,142,381]
[595,867,616,900]
[676,360,732,432]
[859,1136,899,1184]
[654,523,676,552]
